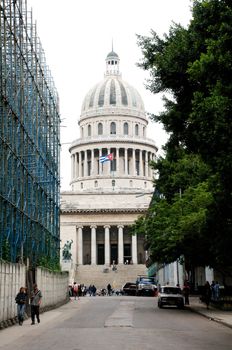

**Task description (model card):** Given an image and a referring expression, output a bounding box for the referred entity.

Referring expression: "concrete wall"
[0,261,26,325]
[0,261,69,329]
[36,267,69,309]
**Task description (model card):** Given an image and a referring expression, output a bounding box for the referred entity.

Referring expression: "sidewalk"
[188,296,232,329]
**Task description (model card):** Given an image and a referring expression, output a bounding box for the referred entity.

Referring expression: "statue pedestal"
[61,259,76,284]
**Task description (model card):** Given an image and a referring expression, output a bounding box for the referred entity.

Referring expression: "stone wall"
[0,261,69,329]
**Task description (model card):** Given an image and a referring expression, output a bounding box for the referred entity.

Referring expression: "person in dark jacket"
[204,281,211,309]
[15,287,27,325]
[30,283,42,325]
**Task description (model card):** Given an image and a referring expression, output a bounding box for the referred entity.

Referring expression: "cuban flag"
[99,153,113,163]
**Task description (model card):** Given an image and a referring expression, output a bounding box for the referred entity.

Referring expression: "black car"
[122,282,137,296]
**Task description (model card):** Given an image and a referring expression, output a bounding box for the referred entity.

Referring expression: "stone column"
[104,225,110,266]
[91,225,97,265]
[84,150,88,177]
[116,148,119,174]
[145,151,148,177]
[108,148,111,174]
[132,233,138,264]
[117,225,124,264]
[132,148,136,176]
[79,152,82,177]
[71,154,74,180]
[99,149,102,175]
[77,226,83,265]
[125,148,128,175]
[139,149,143,176]
[91,149,94,176]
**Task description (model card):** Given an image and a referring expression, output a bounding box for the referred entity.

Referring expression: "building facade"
[60,50,157,286]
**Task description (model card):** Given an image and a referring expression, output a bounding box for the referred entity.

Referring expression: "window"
[98,122,103,135]
[94,181,98,188]
[124,122,128,135]
[81,182,83,189]
[112,180,115,188]
[135,124,139,136]
[110,122,116,135]
[88,124,91,136]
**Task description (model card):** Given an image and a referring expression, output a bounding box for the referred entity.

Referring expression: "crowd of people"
[68,282,123,299]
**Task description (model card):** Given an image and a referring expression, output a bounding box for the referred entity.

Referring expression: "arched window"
[94,180,98,188]
[112,180,115,188]
[88,124,91,136]
[98,122,103,135]
[143,126,145,137]
[81,127,84,138]
[110,122,116,135]
[124,122,128,135]
[135,124,139,136]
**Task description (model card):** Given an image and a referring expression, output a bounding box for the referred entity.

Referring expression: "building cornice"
[61,207,147,214]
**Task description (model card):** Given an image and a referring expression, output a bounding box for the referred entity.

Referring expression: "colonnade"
[71,147,155,179]
[76,225,138,266]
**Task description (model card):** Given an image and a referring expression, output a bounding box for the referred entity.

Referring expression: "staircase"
[74,264,147,290]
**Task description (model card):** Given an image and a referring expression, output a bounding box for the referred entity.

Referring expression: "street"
[0,296,232,350]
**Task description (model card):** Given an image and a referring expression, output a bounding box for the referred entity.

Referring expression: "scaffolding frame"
[0,0,60,266]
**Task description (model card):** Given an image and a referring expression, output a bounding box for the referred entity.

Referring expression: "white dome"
[81,76,145,119]
[80,50,146,120]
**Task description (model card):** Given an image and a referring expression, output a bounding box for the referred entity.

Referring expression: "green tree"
[135,0,232,275]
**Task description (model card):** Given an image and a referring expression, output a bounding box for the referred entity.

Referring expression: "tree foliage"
[134,0,232,275]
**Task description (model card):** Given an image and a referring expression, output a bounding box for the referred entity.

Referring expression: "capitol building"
[60,50,157,287]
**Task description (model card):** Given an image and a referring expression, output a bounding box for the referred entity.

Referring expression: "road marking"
[104,301,134,328]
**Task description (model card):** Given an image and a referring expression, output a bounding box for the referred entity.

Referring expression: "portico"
[77,224,139,266]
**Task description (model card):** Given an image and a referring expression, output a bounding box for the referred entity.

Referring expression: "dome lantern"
[105,49,120,76]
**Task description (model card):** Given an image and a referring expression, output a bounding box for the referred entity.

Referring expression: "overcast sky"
[27,0,193,190]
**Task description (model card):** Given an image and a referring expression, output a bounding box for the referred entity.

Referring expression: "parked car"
[158,286,184,309]
[122,282,137,296]
[136,276,157,296]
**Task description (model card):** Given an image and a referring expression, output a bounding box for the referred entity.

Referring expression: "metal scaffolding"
[0,0,61,266]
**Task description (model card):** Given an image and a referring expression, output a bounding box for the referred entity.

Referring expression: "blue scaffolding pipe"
[0,0,61,266]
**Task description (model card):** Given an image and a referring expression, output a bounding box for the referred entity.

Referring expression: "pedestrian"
[107,283,112,296]
[30,283,42,325]
[204,281,211,309]
[15,287,27,325]
[214,281,220,301]
[73,282,78,300]
[183,281,190,305]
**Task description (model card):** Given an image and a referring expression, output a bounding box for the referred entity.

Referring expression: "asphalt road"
[0,296,232,350]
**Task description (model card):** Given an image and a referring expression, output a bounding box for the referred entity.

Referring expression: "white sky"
[27,0,193,191]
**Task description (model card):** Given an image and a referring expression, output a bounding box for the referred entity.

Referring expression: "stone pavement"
[188,296,232,329]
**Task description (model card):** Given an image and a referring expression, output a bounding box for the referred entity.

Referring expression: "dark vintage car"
[122,282,137,296]
[136,276,157,296]
[158,286,184,309]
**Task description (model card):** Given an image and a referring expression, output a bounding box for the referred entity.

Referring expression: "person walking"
[204,281,211,309]
[183,281,190,305]
[30,283,42,325]
[15,287,27,325]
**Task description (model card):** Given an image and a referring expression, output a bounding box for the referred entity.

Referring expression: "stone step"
[74,264,147,290]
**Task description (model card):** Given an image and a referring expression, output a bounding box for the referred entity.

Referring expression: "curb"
[189,306,232,330]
